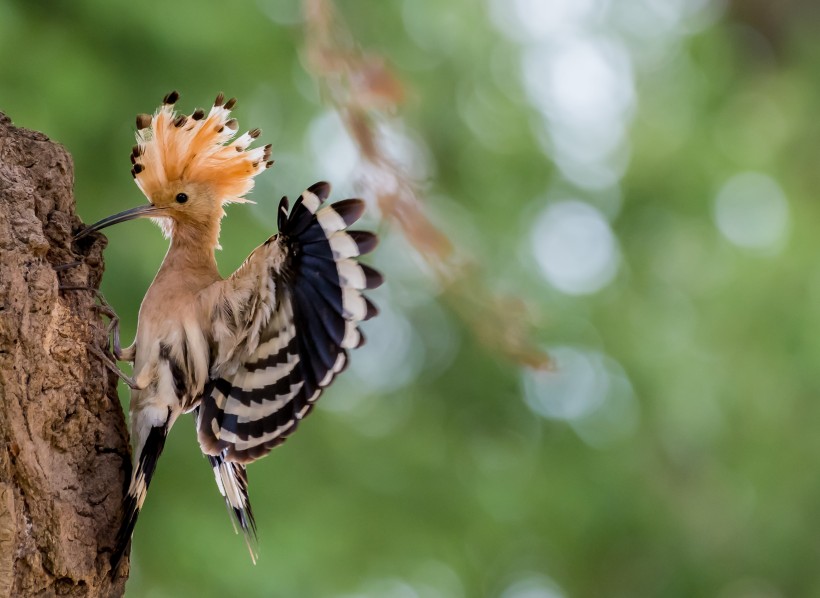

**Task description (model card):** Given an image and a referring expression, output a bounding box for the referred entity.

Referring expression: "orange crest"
[130,91,272,204]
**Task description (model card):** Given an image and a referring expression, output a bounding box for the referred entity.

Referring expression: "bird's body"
[78,92,381,570]
[120,240,215,536]
[130,236,219,414]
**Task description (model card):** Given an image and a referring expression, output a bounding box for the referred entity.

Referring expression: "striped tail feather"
[198,181,383,464]
[197,403,258,562]
[110,421,170,572]
[207,454,258,561]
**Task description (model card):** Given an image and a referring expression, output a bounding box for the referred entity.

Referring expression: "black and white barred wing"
[198,182,382,463]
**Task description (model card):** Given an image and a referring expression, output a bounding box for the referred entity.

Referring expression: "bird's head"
[77,91,272,247]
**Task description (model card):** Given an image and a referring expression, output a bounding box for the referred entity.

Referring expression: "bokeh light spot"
[489,0,602,43]
[531,200,619,295]
[521,36,635,189]
[500,574,567,598]
[523,346,608,420]
[349,303,424,395]
[713,172,790,253]
[308,110,360,185]
[523,347,639,446]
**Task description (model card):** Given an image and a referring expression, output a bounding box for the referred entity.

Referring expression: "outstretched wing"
[198,182,382,463]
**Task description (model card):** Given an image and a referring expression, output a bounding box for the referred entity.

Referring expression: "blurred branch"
[302,0,551,370]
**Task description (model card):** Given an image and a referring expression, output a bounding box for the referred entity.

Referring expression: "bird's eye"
[176,193,189,204]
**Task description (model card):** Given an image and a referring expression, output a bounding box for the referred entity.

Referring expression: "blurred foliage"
[3,0,820,596]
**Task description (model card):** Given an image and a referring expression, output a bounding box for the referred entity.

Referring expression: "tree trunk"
[0,112,129,596]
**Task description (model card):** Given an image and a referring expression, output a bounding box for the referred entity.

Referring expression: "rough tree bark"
[0,112,130,596]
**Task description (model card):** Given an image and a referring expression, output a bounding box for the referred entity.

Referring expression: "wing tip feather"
[307,181,331,200]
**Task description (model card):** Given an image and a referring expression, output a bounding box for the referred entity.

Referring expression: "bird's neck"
[157,224,221,284]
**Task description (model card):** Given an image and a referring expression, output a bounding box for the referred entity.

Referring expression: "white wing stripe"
[318,352,348,386]
[302,191,321,213]
[229,381,304,422]
[329,231,360,259]
[253,323,296,359]
[220,419,296,451]
[342,287,367,320]
[337,259,366,289]
[341,321,361,349]
[317,206,347,234]
[211,385,229,410]
[230,352,299,391]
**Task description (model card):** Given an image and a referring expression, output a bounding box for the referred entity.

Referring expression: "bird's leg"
[91,295,126,361]
[85,342,141,390]
[90,300,142,389]
[59,285,141,389]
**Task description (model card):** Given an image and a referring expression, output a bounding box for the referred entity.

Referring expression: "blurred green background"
[3,0,820,596]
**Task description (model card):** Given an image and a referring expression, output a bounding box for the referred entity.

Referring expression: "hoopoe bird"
[76,91,382,570]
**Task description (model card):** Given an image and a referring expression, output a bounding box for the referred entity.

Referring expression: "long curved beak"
[74,204,166,239]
